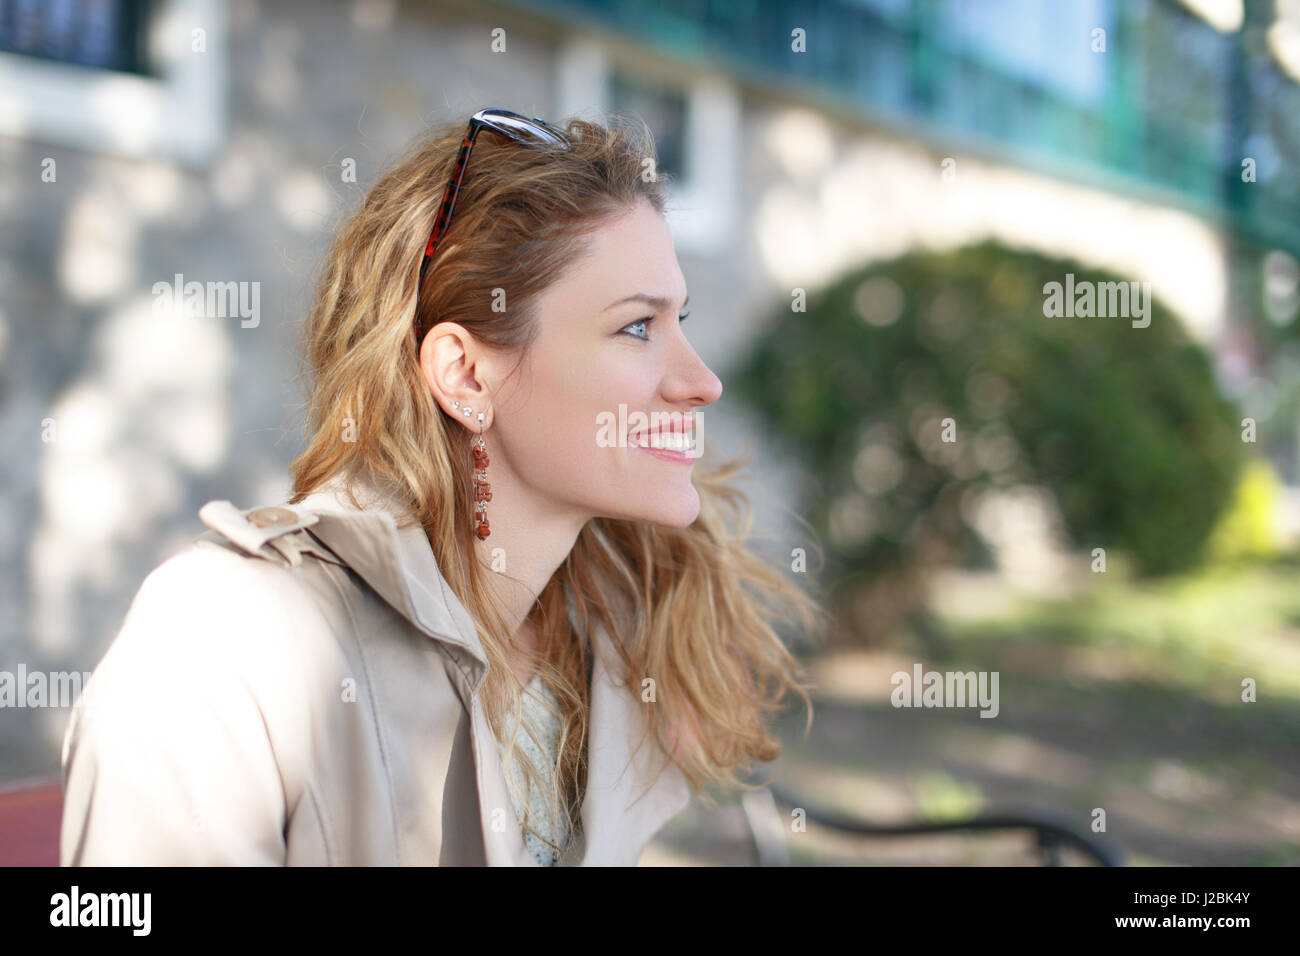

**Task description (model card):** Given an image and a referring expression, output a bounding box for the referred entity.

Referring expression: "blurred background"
[2,0,1298,865]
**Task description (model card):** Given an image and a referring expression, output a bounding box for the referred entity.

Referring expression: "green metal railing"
[506,0,1300,257]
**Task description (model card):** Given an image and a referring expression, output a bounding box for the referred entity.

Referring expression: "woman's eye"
[619,318,652,340]
[619,312,689,341]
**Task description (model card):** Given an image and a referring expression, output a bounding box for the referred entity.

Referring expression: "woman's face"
[492,198,723,528]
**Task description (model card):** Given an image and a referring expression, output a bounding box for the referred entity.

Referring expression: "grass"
[654,555,1300,865]
[921,556,1300,752]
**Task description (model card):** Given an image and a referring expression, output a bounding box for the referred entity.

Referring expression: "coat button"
[246,506,298,528]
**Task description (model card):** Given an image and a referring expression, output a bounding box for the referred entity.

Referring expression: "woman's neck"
[469,457,588,653]
[504,616,544,688]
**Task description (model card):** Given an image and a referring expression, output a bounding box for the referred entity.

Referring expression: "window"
[557,36,740,255]
[0,0,225,167]
[0,0,153,75]
[609,70,687,183]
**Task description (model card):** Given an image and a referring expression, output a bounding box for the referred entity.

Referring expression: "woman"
[60,108,825,866]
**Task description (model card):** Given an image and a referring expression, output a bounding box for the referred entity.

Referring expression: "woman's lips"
[634,443,696,465]
[630,423,696,463]
[627,413,697,463]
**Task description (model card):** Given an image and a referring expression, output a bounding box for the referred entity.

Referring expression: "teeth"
[635,431,693,451]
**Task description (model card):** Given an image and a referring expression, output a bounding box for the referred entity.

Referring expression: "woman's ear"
[420,321,494,431]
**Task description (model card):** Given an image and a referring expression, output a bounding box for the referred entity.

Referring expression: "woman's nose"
[666,340,723,407]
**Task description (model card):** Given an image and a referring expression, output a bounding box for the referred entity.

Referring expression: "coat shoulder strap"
[196,500,342,569]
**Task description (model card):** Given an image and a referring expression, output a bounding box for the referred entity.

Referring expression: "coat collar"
[295,475,489,678]
[291,474,691,866]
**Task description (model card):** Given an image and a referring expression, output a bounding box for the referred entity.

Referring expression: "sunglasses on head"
[414,107,570,344]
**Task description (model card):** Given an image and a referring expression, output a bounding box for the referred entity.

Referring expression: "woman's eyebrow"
[602,292,689,312]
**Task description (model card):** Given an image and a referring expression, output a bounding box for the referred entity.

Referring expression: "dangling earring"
[472,414,491,540]
[453,400,492,540]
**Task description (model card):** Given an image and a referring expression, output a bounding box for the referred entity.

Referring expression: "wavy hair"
[287,111,827,860]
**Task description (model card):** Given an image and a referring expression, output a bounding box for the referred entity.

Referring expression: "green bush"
[731,241,1245,595]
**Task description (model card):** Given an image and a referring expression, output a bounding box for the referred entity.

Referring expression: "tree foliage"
[731,242,1245,605]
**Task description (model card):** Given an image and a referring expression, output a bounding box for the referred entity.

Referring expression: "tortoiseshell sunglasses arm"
[413,110,569,344]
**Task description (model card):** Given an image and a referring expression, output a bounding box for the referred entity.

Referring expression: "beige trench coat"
[59,476,692,866]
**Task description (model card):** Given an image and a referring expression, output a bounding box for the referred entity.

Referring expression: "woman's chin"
[600,491,700,528]
[647,493,701,528]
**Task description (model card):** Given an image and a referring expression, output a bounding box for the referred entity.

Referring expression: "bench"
[0,776,63,866]
[740,778,1124,865]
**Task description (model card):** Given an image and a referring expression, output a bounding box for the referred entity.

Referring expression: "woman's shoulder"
[90,498,358,692]
[59,498,337,867]
[64,499,365,810]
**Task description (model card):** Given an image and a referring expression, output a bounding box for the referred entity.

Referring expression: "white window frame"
[556,36,739,255]
[0,0,226,169]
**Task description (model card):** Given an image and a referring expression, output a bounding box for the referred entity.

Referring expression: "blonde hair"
[288,112,827,859]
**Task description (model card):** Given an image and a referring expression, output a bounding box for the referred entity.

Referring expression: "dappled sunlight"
[961,486,1079,595]
[783,553,1300,864]
[944,727,1092,785]
[255,22,303,115]
[1147,757,1235,803]
[1095,773,1290,860]
[930,564,1300,699]
[108,159,188,223]
[351,0,400,32]
[22,0,336,679]
[762,109,835,183]
[755,182,828,284]
[775,756,920,822]
[805,647,920,706]
[29,294,232,657]
[58,190,140,306]
[1245,788,1300,840]
[87,75,162,156]
[756,106,1228,341]
[1270,13,1300,81]
[97,293,232,405]
[275,167,336,234]
[774,674,1300,863]
[210,130,265,209]
[38,381,130,542]
[1175,0,1244,33]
